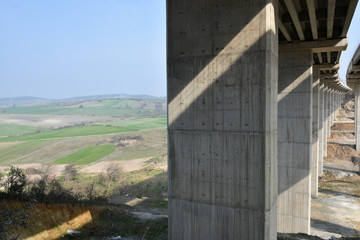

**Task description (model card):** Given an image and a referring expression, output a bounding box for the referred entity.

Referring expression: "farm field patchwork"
[0,97,168,166]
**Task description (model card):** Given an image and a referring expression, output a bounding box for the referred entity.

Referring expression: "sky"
[0,1,359,99]
[339,2,360,83]
[0,0,166,99]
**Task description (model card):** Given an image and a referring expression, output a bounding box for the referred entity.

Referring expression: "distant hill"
[0,94,161,108]
[0,96,50,107]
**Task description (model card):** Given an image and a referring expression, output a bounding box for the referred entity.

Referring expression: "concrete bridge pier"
[324,86,330,153]
[330,91,334,127]
[167,1,278,239]
[311,69,320,198]
[318,77,325,177]
[277,49,312,234]
[331,90,336,126]
[330,89,335,135]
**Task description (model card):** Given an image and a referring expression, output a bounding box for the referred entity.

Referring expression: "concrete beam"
[279,19,292,42]
[341,0,358,37]
[322,73,339,79]
[347,74,360,79]
[327,0,336,39]
[283,0,305,41]
[313,63,340,70]
[279,38,348,53]
[306,0,318,40]
[350,65,360,71]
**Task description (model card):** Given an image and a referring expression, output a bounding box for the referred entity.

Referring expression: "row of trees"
[0,164,123,203]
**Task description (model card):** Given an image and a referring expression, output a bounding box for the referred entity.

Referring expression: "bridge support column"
[327,89,333,138]
[167,1,278,239]
[323,86,329,157]
[311,69,320,198]
[278,49,312,234]
[334,92,336,121]
[356,83,360,151]
[318,77,325,176]
[330,91,334,126]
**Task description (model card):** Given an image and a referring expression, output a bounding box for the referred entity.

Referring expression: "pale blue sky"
[339,2,360,83]
[0,1,359,99]
[0,0,166,99]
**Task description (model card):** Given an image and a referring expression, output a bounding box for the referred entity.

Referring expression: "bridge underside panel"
[167,1,278,239]
[278,50,312,234]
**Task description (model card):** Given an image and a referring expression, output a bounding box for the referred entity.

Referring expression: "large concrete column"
[356,83,360,151]
[278,50,312,234]
[323,84,328,158]
[311,69,320,197]
[167,1,278,239]
[330,91,334,126]
[331,90,335,125]
[318,77,325,176]
[326,88,334,138]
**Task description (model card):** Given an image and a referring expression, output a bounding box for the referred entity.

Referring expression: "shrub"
[4,166,26,196]
[64,164,78,181]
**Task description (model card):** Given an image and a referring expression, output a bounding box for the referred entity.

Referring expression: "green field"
[0,126,137,142]
[53,145,116,165]
[0,140,49,163]
[0,122,37,137]
[97,118,167,130]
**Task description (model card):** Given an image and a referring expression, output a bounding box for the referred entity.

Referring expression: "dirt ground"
[79,158,150,174]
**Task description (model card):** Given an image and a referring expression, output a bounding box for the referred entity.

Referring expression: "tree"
[64,164,78,181]
[4,166,26,196]
[104,163,122,182]
[85,181,97,202]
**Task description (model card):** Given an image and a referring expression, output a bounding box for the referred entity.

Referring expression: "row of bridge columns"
[167,1,349,239]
